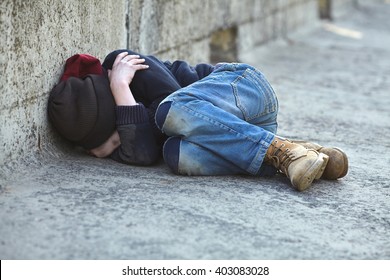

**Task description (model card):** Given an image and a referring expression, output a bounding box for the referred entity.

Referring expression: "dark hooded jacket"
[102,49,214,165]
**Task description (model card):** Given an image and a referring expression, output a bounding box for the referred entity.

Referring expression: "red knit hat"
[60,54,103,81]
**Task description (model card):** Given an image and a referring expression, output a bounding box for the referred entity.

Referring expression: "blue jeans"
[156,63,279,176]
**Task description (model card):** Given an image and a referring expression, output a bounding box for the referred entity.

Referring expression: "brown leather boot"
[291,140,348,180]
[265,137,329,191]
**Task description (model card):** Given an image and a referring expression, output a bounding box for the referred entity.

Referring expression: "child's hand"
[108,52,149,87]
[108,52,148,106]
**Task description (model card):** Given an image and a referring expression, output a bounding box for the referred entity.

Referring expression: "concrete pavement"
[1,1,389,259]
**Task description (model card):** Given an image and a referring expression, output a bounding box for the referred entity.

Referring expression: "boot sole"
[294,153,329,191]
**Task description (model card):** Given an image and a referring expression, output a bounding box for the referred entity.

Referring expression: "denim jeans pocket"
[231,68,278,121]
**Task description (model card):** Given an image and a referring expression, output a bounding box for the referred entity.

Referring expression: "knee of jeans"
[155,101,172,130]
[163,136,181,174]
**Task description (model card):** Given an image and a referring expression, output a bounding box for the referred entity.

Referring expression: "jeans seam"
[231,69,278,121]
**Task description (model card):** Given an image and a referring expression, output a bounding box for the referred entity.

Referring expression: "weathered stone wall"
[128,0,321,62]
[319,0,358,19]
[0,0,354,166]
[0,0,126,164]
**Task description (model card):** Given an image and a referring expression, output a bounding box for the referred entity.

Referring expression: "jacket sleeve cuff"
[116,104,149,125]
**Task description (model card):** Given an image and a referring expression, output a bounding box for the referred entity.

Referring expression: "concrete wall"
[319,0,358,19]
[128,0,320,62]
[0,0,354,166]
[0,0,126,165]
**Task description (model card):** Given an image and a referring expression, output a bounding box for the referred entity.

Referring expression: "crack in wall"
[125,0,130,49]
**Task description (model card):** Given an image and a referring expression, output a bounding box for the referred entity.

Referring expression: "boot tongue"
[277,146,309,175]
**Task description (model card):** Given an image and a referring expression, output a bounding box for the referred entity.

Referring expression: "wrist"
[110,81,137,106]
[110,80,129,92]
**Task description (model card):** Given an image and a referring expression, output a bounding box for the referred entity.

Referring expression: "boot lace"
[268,140,297,175]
